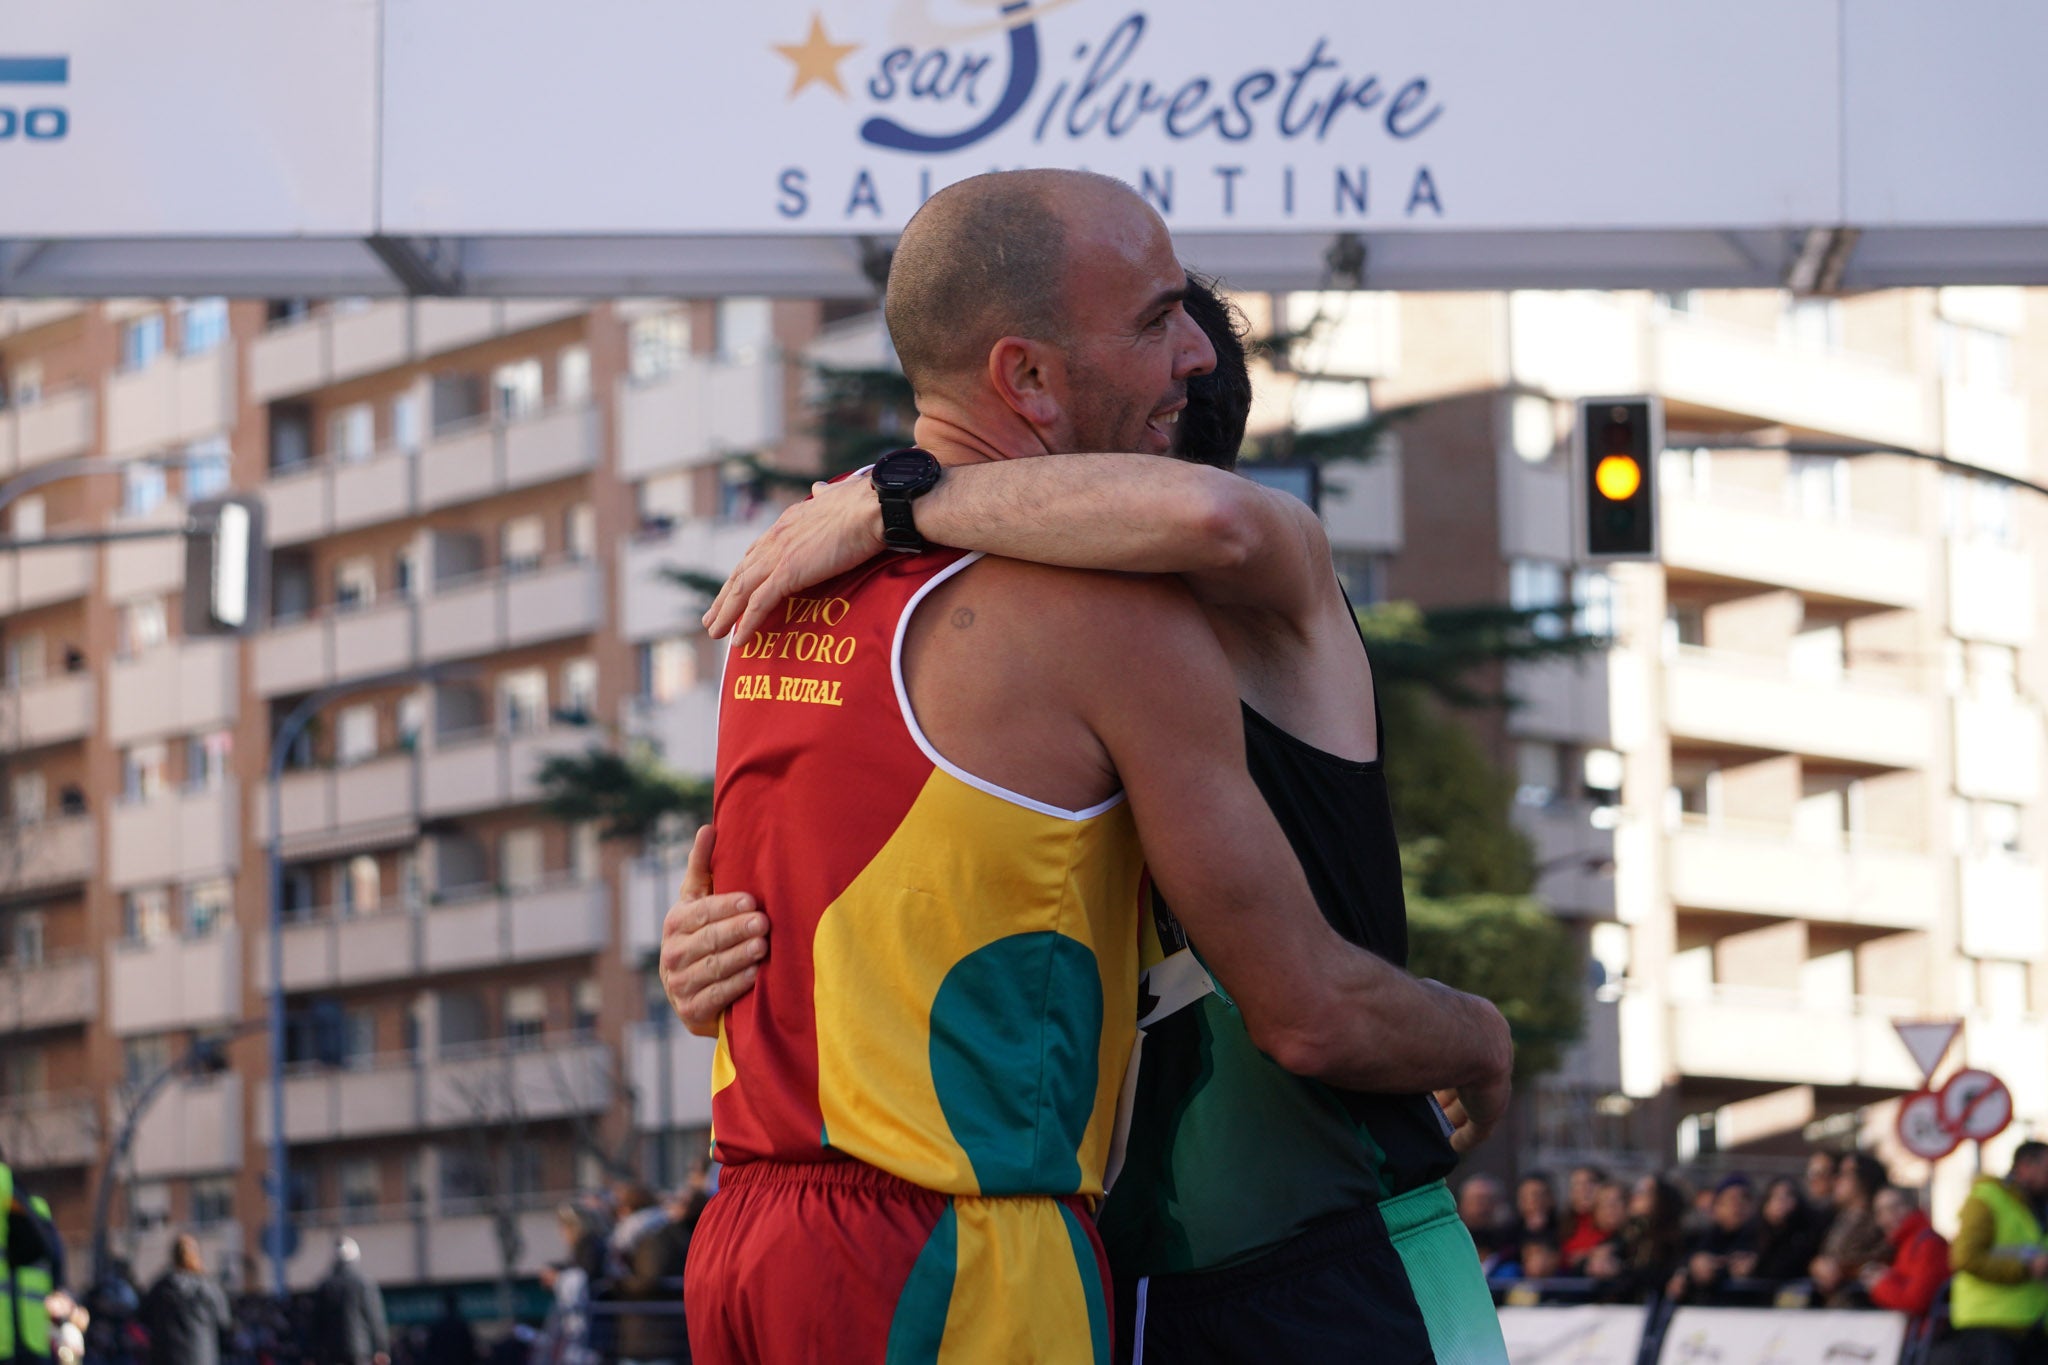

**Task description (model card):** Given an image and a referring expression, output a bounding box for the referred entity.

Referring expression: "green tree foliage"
[537,746,710,843]
[1404,872,1586,1080]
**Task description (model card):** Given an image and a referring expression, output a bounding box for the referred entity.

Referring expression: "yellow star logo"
[773,13,861,100]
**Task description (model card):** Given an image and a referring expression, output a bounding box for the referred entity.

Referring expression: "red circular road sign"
[1940,1068,2015,1143]
[1897,1089,1961,1161]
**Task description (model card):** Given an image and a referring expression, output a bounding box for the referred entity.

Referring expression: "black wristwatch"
[871,447,943,553]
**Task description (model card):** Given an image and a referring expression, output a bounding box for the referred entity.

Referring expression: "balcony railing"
[0,953,98,1032]
[1668,815,1936,929]
[0,1091,97,1170]
[1664,646,1934,769]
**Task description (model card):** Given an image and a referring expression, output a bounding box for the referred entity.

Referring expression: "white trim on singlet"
[1131,1278,1151,1365]
[891,551,1128,823]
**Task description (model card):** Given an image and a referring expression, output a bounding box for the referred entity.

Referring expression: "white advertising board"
[380,0,1840,236]
[1658,1307,1908,1365]
[1499,1304,1646,1365]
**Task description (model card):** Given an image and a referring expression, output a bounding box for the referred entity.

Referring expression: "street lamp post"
[263,665,467,1297]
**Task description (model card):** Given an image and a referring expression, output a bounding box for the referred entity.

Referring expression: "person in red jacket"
[1862,1186,1950,1317]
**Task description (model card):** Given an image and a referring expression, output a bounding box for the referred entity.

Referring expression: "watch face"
[873,448,940,493]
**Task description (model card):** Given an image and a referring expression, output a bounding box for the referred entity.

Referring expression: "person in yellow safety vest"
[1950,1140,2048,1365]
[2,1146,67,1365]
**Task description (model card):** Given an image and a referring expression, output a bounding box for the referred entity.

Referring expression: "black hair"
[1175,273,1253,471]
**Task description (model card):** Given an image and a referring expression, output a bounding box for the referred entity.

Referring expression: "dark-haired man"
[671,183,1510,1361]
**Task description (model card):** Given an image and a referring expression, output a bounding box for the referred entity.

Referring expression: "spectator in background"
[1517,1239,1563,1284]
[1560,1166,1608,1267]
[1862,1186,1949,1318]
[1459,1176,1518,1276]
[536,1206,605,1365]
[613,1184,699,1365]
[1569,1181,1630,1275]
[1806,1151,1841,1221]
[1513,1173,1561,1246]
[1949,1140,2048,1362]
[1668,1176,1760,1304]
[1811,1152,1891,1307]
[140,1236,232,1365]
[1734,1176,1829,1288]
[420,1291,476,1365]
[310,1239,390,1365]
[1591,1176,1685,1304]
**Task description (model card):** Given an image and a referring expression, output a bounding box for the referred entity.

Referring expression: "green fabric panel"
[1383,1181,1509,1365]
[1057,1203,1111,1365]
[928,932,1101,1196]
[884,1202,958,1365]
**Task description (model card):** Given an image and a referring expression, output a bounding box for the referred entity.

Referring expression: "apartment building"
[1328,286,2047,1218]
[0,293,846,1298]
[2,279,2040,1291]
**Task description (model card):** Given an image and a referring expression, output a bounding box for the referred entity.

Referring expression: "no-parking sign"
[1940,1068,2015,1143]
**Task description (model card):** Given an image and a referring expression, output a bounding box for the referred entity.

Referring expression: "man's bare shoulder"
[954,555,1207,632]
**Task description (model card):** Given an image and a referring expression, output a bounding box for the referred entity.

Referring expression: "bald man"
[682,171,1510,1365]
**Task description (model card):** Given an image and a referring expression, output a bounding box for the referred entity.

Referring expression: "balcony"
[0,815,95,898]
[1504,656,1614,746]
[1517,803,1616,918]
[618,355,783,481]
[106,506,187,600]
[0,672,94,750]
[1954,695,2043,803]
[269,752,418,850]
[1943,382,2029,478]
[417,404,599,513]
[1651,312,1929,449]
[0,954,97,1033]
[107,639,236,745]
[0,301,84,338]
[419,724,589,818]
[266,903,417,994]
[0,542,93,613]
[414,298,582,357]
[418,559,601,665]
[1669,989,1923,1090]
[422,1037,613,1130]
[623,853,687,961]
[1959,857,2047,962]
[621,517,770,642]
[256,1051,424,1145]
[623,684,720,778]
[1320,453,1403,555]
[248,302,412,401]
[421,879,608,974]
[129,1074,242,1178]
[1662,486,1929,610]
[1668,819,1938,930]
[108,781,239,889]
[104,347,235,457]
[1949,541,2034,646]
[627,1022,717,1131]
[0,1093,97,1170]
[255,596,419,698]
[264,444,419,546]
[0,388,94,475]
[1664,648,1933,769]
[108,926,241,1035]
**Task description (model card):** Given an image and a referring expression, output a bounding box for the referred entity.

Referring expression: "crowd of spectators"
[1460,1149,1953,1318]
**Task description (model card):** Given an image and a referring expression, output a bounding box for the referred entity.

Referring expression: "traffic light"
[182,495,267,635]
[1577,396,1661,561]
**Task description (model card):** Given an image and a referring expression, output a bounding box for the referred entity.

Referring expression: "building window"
[334,556,377,613]
[501,828,544,893]
[7,911,46,968]
[638,473,691,531]
[1789,454,1849,522]
[561,658,598,722]
[717,298,774,362]
[184,730,232,790]
[1655,290,1697,316]
[122,460,168,519]
[628,311,691,384]
[558,345,592,405]
[1515,742,1566,808]
[177,299,229,356]
[328,402,375,463]
[340,1158,381,1213]
[336,703,378,767]
[638,637,696,703]
[1509,559,1569,639]
[1939,320,2015,391]
[184,439,231,502]
[8,359,44,407]
[493,358,544,423]
[342,854,381,916]
[122,1034,175,1089]
[184,879,233,939]
[271,404,314,471]
[9,493,44,540]
[498,668,548,735]
[123,888,173,946]
[574,979,601,1037]
[390,391,423,454]
[5,633,47,687]
[501,516,545,574]
[121,314,166,372]
[1781,295,1841,351]
[505,985,546,1049]
[1571,569,1615,639]
[1329,551,1387,607]
[565,502,596,563]
[7,772,45,824]
[121,741,168,804]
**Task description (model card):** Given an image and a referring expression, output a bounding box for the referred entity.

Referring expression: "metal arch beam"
[364,234,465,296]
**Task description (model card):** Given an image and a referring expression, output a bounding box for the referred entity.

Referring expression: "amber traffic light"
[1578,397,1661,561]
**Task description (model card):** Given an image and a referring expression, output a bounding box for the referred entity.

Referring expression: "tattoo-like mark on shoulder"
[952,608,976,630]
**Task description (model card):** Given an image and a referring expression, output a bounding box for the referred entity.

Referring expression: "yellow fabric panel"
[937,1199,1098,1365]
[811,769,1143,1196]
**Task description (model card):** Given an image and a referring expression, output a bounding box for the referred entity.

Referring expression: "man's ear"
[987,335,1065,433]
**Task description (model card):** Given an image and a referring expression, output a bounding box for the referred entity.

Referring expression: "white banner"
[1657,1307,1909,1365]
[1499,1305,1646,1365]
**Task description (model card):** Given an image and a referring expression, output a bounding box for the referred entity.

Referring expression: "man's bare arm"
[1068,571,1511,1100]
[705,455,1341,643]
